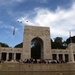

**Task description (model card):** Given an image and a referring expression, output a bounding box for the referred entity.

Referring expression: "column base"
[4,60,18,63]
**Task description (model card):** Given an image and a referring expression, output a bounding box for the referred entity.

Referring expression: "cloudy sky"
[0,0,75,47]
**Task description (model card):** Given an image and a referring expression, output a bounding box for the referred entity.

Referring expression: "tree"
[66,36,75,44]
[54,37,62,44]
[62,41,68,49]
[0,42,9,47]
[14,42,23,48]
[51,37,67,49]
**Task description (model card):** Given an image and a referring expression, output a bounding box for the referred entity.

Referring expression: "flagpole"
[11,27,15,62]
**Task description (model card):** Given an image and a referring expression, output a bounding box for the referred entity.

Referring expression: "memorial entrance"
[22,26,52,60]
[31,37,43,59]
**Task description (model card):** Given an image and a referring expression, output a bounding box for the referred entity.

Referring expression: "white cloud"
[17,2,75,40]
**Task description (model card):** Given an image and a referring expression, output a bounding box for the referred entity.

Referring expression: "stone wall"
[0,63,75,75]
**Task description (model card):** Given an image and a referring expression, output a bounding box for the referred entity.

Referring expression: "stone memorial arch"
[22,26,52,60]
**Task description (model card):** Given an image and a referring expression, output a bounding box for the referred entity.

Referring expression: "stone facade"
[0,26,75,62]
[22,26,52,60]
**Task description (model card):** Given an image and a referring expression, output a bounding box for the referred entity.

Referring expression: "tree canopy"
[14,42,23,48]
[0,42,9,47]
[66,36,75,44]
[51,37,67,49]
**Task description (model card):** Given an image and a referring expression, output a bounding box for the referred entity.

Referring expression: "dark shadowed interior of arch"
[31,37,43,59]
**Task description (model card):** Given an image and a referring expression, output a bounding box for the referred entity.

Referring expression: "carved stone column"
[14,53,16,61]
[57,54,59,61]
[63,54,65,61]
[6,53,9,61]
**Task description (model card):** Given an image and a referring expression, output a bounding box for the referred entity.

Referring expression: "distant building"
[0,26,75,62]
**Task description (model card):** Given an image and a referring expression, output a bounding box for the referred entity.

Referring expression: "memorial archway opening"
[31,37,43,59]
